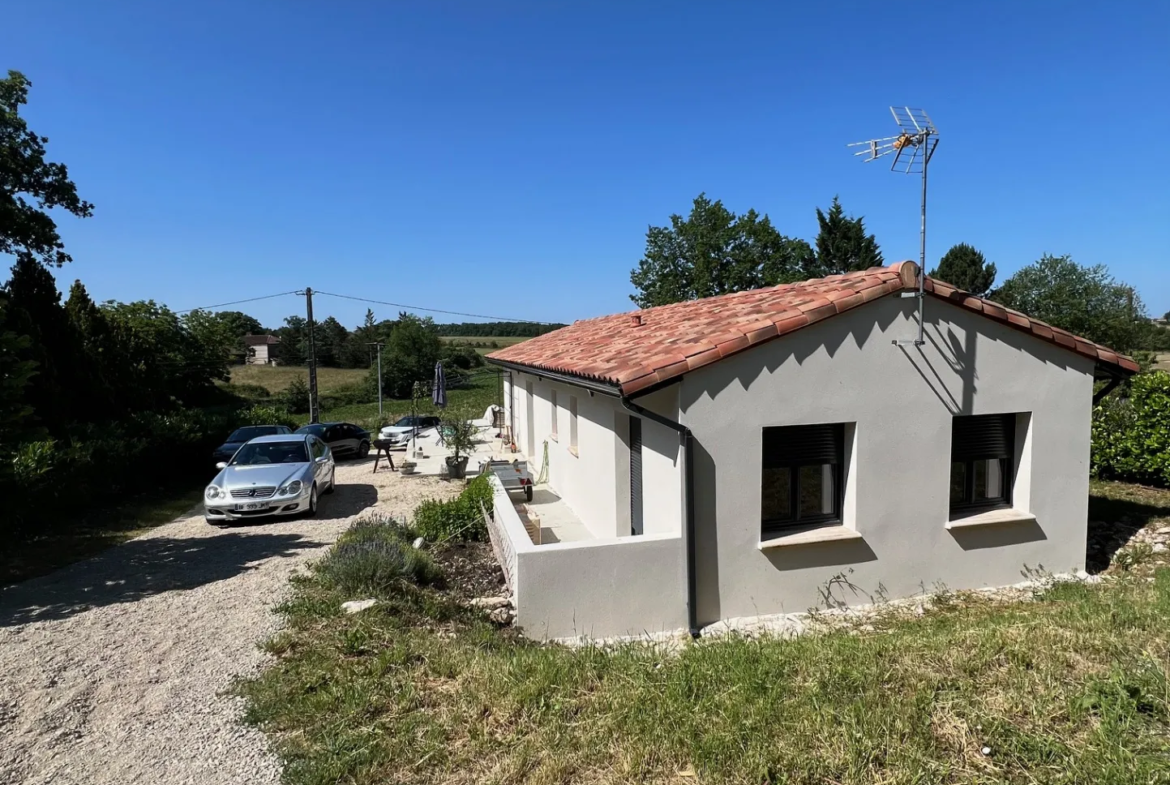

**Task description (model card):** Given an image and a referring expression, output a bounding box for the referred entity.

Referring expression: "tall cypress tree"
[809,196,883,277]
[930,243,997,295]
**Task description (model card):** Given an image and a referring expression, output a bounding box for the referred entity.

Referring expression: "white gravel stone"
[469,596,510,610]
[0,459,461,785]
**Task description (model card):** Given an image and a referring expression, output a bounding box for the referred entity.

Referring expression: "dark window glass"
[231,441,308,465]
[950,414,1014,514]
[761,424,844,533]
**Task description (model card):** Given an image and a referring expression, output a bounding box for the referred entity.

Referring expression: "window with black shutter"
[950,414,1015,514]
[761,423,844,534]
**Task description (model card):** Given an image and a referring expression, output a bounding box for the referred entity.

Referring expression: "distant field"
[228,365,368,395]
[440,335,530,355]
[1156,353,1170,371]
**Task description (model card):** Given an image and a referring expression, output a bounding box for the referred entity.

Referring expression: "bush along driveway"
[240,480,1170,785]
[0,459,460,785]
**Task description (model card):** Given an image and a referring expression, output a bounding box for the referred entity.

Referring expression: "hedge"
[1092,371,1170,487]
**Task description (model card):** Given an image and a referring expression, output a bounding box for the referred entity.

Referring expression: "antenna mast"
[848,107,939,346]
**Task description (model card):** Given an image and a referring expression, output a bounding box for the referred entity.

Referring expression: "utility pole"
[368,341,384,418]
[304,287,320,424]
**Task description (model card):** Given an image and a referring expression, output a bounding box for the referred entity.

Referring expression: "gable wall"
[679,294,1097,624]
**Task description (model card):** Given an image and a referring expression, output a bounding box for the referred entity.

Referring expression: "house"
[484,261,1138,640]
[243,334,280,365]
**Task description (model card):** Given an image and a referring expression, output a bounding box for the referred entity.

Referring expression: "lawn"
[321,371,503,431]
[441,335,531,355]
[229,365,368,395]
[240,480,1170,784]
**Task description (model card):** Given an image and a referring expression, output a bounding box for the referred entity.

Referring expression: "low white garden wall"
[484,474,687,640]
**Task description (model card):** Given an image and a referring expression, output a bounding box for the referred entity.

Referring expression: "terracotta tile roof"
[488,262,1139,396]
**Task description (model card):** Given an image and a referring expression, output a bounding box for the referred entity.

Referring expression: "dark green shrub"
[316,515,438,595]
[278,377,311,414]
[1093,371,1170,487]
[413,473,493,542]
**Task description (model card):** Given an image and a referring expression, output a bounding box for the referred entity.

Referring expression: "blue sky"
[7,1,1169,328]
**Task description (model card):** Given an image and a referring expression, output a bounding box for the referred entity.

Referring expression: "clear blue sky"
[7,0,1169,328]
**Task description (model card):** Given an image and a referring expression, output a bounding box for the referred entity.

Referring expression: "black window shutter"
[763,424,843,467]
[630,416,643,535]
[952,414,1014,461]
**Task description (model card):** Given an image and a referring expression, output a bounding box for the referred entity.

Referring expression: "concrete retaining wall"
[484,473,687,640]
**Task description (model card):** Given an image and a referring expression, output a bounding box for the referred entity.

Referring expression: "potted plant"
[442,407,478,480]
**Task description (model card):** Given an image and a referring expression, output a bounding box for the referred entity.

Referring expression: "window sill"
[758,526,862,550]
[945,508,1036,530]
[568,446,579,457]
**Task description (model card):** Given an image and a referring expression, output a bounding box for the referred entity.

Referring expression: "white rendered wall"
[680,296,1096,624]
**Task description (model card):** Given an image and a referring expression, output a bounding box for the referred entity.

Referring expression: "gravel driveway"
[0,459,461,785]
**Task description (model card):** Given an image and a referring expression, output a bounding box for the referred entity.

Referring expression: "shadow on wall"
[0,530,324,628]
[688,294,910,403]
[947,519,1047,551]
[899,302,1081,416]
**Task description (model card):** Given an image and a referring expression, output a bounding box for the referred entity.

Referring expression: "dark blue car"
[212,425,293,464]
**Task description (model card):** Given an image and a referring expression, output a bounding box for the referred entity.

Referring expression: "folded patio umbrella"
[432,361,447,408]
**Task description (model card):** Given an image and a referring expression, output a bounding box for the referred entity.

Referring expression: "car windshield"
[227,426,280,442]
[230,441,308,465]
[392,416,425,427]
[296,424,326,436]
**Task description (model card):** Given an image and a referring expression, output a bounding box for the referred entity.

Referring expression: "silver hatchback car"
[204,433,336,526]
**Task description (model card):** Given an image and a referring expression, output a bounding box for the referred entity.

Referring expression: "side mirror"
[215,462,228,470]
[315,456,327,463]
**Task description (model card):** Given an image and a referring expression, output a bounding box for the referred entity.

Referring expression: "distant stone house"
[243,334,280,365]
[484,261,1139,640]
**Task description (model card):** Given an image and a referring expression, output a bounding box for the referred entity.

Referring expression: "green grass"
[240,482,1170,785]
[441,335,530,355]
[321,372,502,431]
[229,365,368,395]
[1,485,203,586]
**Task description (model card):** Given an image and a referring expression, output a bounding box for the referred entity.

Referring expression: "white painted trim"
[758,526,864,549]
[945,508,1037,530]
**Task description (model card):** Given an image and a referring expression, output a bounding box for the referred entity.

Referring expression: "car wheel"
[306,484,319,518]
[525,485,533,502]
[358,440,370,459]
[323,467,336,494]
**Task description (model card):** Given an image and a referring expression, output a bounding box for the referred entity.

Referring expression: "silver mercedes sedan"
[204,433,335,526]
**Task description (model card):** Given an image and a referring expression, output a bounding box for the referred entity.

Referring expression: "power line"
[312,290,551,324]
[174,291,300,315]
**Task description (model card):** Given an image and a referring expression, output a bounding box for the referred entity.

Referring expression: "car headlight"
[280,480,303,496]
[205,485,223,500]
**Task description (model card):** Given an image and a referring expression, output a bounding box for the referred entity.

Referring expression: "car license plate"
[236,502,266,511]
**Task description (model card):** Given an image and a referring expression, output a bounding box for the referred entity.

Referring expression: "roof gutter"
[486,358,622,398]
[620,396,700,640]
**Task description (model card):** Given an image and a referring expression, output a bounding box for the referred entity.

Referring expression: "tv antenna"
[848,107,939,346]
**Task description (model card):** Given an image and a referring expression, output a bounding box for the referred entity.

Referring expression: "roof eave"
[486,357,624,397]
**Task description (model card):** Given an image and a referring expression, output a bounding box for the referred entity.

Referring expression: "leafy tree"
[369,313,442,398]
[1,71,93,268]
[343,308,379,369]
[3,257,81,432]
[432,321,564,337]
[213,310,264,339]
[64,280,120,416]
[993,254,1145,352]
[809,196,883,277]
[274,315,307,365]
[0,293,39,444]
[629,194,812,307]
[316,316,350,368]
[930,243,997,296]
